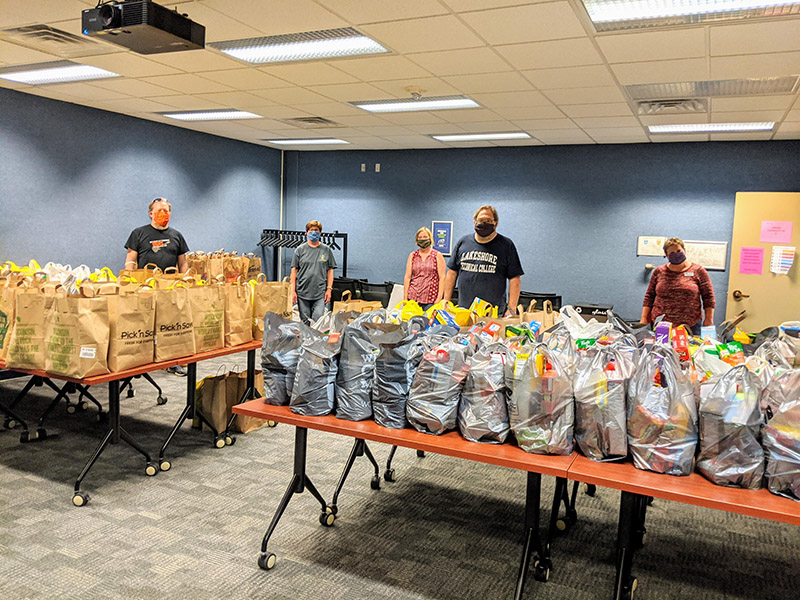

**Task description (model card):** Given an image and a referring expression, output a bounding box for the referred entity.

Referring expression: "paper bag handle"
[341,290,352,302]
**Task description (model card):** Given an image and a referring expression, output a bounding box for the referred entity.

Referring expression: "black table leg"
[515,471,550,599]
[258,426,329,571]
[613,491,642,600]
[72,380,156,507]
[0,398,29,441]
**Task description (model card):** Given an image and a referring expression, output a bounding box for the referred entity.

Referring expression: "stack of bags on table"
[259,300,800,503]
[0,258,291,380]
[184,250,263,283]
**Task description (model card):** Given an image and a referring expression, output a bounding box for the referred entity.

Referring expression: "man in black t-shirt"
[125,197,190,376]
[443,205,523,316]
[124,198,189,273]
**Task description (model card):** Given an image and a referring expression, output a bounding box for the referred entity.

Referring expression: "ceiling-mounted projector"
[82,0,205,54]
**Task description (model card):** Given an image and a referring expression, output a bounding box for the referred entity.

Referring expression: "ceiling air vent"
[0,24,119,58]
[279,117,342,128]
[636,99,707,115]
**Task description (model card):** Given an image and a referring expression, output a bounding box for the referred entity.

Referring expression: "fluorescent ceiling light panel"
[0,60,119,85]
[265,138,349,145]
[209,27,388,64]
[352,96,480,113]
[627,76,800,100]
[432,132,531,142]
[582,0,800,31]
[162,109,261,121]
[648,122,775,133]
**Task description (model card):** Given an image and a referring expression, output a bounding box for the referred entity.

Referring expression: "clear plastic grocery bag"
[334,309,387,421]
[371,322,424,428]
[755,336,795,371]
[261,312,314,405]
[573,345,631,461]
[762,370,800,501]
[290,334,341,416]
[407,337,471,435]
[696,365,764,489]
[543,325,578,378]
[505,343,574,454]
[458,342,511,444]
[627,345,698,476]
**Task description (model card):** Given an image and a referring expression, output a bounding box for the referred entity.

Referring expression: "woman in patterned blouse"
[403,227,446,311]
[640,237,716,335]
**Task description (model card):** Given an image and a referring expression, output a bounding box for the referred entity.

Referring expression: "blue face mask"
[308,231,321,243]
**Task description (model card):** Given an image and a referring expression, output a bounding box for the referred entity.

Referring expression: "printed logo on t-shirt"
[319,254,327,262]
[460,250,497,274]
[150,239,171,254]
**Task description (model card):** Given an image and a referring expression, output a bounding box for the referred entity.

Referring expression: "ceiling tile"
[246,106,318,120]
[255,87,333,105]
[596,28,706,63]
[330,55,431,81]
[347,138,403,149]
[711,20,800,56]
[406,47,512,76]
[777,122,800,132]
[493,138,544,146]
[145,94,229,110]
[470,90,552,108]
[355,125,414,136]
[407,123,466,134]
[573,116,641,128]
[200,0,347,36]
[89,78,177,97]
[1,0,89,26]
[543,86,627,104]
[494,105,566,119]
[144,49,242,72]
[443,71,532,93]
[139,73,233,94]
[460,2,587,45]
[256,62,358,86]
[439,107,503,122]
[711,95,796,112]
[585,127,649,143]
[651,134,709,142]
[710,110,785,122]
[497,38,603,70]
[711,52,800,79]
[372,77,460,98]
[611,58,709,85]
[709,131,774,141]
[522,65,616,89]
[361,16,484,53]
[512,118,577,130]
[561,103,634,118]
[307,82,389,101]
[378,112,448,125]
[43,82,129,101]
[79,54,182,77]
[0,40,63,64]
[193,91,271,108]
[531,129,594,144]
[457,120,516,132]
[286,102,364,117]
[330,114,393,127]
[96,97,191,114]
[314,0,448,23]
[772,131,800,139]
[787,108,800,121]
[379,135,443,147]
[638,113,710,125]
[204,68,289,90]
[441,0,547,10]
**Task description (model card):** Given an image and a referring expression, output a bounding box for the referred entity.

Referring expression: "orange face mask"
[153,210,170,227]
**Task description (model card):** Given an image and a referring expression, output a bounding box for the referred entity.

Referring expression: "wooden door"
[727,192,800,331]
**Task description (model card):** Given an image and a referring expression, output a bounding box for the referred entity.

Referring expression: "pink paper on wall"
[760,221,793,243]
[739,247,764,275]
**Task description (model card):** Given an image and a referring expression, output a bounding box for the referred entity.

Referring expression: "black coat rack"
[258,228,348,279]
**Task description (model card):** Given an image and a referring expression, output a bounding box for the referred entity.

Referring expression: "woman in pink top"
[640,237,715,335]
[403,227,446,310]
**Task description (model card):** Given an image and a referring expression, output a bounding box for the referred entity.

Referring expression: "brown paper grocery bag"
[153,284,196,362]
[186,252,209,280]
[119,262,162,284]
[333,290,383,314]
[245,253,262,281]
[199,370,229,433]
[519,300,556,330]
[6,289,48,370]
[207,252,224,281]
[108,287,155,372]
[251,274,290,336]
[43,293,110,378]
[224,282,253,347]
[228,369,268,433]
[188,283,225,353]
[0,281,16,362]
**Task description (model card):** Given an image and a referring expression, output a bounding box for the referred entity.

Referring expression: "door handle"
[732,290,750,300]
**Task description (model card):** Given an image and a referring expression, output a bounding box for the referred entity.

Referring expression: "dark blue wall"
[283,142,800,321]
[0,88,281,274]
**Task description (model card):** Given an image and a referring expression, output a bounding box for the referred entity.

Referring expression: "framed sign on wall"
[432,220,453,255]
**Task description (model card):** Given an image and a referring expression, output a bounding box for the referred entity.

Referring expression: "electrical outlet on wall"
[361,163,366,172]
[375,163,381,173]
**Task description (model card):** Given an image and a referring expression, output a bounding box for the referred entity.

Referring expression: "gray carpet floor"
[1,352,798,600]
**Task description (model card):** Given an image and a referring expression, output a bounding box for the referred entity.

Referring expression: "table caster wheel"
[156,396,168,406]
[78,401,89,412]
[556,517,569,532]
[533,559,551,582]
[267,420,277,427]
[126,388,135,398]
[370,475,381,490]
[325,504,338,516]
[95,412,107,423]
[19,430,32,443]
[213,436,225,449]
[159,459,171,472]
[416,450,425,458]
[36,428,47,441]
[72,492,89,507]
[4,417,17,430]
[258,552,276,570]
[384,468,396,482]
[66,404,77,415]
[320,511,335,527]
[622,577,638,600]
[225,434,236,446]
[583,483,596,497]
[145,462,158,477]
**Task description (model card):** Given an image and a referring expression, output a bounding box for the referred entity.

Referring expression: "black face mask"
[416,238,431,248]
[475,222,495,237]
